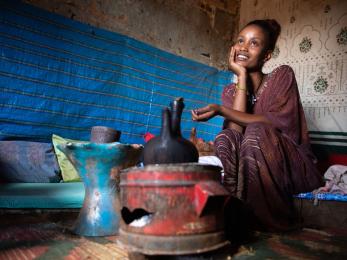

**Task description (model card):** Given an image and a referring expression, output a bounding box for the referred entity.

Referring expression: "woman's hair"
[245,19,281,52]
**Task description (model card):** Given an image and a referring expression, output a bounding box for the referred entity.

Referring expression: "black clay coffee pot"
[143,97,199,165]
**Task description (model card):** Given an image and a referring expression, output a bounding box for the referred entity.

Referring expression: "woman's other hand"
[228,46,247,77]
[191,104,221,122]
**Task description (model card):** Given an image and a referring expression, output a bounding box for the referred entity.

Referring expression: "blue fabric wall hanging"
[0,0,233,144]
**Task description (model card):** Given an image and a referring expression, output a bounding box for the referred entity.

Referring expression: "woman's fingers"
[191,109,200,120]
[228,46,235,69]
[195,105,212,115]
[228,46,240,73]
[191,105,217,122]
[192,106,209,118]
[192,111,212,122]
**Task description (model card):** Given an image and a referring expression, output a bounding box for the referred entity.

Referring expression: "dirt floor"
[0,210,347,259]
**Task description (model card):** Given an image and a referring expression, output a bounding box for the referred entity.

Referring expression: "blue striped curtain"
[0,0,233,144]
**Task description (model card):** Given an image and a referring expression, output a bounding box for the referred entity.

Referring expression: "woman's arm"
[227,75,247,132]
[226,46,248,132]
[192,104,271,126]
[220,106,270,126]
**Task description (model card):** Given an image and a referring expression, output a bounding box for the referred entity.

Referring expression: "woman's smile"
[235,52,250,62]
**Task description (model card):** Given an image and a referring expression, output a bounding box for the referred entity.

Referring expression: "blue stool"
[58,142,142,236]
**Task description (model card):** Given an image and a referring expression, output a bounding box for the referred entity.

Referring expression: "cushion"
[52,134,87,182]
[0,141,61,183]
[0,182,85,208]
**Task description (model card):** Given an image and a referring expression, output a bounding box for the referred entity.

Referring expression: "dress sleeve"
[221,83,236,129]
[221,83,236,108]
[263,65,302,144]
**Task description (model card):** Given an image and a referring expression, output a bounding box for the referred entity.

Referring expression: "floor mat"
[0,213,346,259]
[0,223,128,259]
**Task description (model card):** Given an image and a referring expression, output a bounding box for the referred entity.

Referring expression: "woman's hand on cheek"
[191,104,220,122]
[228,46,247,77]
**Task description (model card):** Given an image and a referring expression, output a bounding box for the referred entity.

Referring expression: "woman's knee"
[215,128,242,145]
[242,123,281,153]
[214,129,243,157]
[244,122,277,139]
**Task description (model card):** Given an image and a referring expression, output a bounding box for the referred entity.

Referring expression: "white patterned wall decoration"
[240,0,347,148]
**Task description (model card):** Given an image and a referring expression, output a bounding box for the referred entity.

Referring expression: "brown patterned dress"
[216,65,323,231]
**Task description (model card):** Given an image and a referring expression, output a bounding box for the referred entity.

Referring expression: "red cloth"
[329,154,347,165]
[144,132,155,142]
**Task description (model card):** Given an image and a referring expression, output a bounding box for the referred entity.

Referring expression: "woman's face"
[233,24,270,70]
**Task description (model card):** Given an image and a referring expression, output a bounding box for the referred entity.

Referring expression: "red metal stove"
[118,163,230,255]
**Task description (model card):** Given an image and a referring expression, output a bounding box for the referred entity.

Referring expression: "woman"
[192,19,323,231]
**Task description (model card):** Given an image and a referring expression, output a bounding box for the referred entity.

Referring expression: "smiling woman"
[191,19,324,232]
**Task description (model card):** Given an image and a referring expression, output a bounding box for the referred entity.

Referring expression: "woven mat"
[0,223,128,259]
[1,219,347,259]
